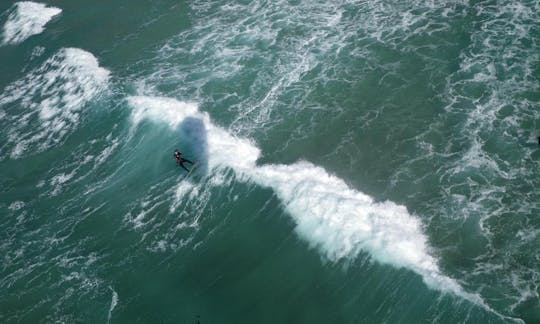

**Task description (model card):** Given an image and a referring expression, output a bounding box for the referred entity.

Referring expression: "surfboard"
[185,161,200,177]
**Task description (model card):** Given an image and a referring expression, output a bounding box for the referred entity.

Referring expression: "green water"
[1,0,539,323]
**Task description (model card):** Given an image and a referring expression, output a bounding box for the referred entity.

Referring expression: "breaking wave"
[0,47,110,158]
[1,1,61,45]
[126,95,504,314]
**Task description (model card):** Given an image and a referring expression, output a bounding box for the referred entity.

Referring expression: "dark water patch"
[178,116,209,175]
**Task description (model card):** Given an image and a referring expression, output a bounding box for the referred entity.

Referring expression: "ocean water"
[0,0,539,323]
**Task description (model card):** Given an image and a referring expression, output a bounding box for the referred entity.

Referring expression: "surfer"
[174,149,194,172]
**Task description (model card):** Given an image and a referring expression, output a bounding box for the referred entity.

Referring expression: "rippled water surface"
[1,0,539,323]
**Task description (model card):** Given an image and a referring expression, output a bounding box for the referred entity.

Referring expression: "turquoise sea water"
[1,0,539,323]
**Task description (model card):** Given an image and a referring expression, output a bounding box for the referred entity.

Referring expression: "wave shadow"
[177,117,209,175]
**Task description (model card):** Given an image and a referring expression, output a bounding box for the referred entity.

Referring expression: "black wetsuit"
[174,151,194,172]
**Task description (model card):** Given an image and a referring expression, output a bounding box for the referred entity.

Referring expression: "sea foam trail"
[107,287,118,324]
[0,48,109,158]
[1,1,61,45]
[127,95,498,309]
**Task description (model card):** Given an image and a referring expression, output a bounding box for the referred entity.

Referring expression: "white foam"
[150,0,353,133]
[107,287,118,324]
[2,2,61,45]
[94,138,119,166]
[128,96,259,172]
[129,96,198,129]
[434,6,539,312]
[8,201,26,211]
[127,95,487,304]
[0,48,110,158]
[170,181,195,213]
[50,170,76,195]
[30,45,45,59]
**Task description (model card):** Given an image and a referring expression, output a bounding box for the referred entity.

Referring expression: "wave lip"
[0,48,109,158]
[1,1,62,45]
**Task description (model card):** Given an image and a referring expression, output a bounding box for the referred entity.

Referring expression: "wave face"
[1,1,61,45]
[0,48,109,158]
[127,95,488,307]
